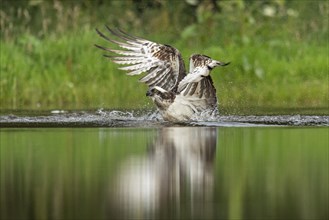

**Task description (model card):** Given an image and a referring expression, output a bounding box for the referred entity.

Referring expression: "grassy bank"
[0,1,328,114]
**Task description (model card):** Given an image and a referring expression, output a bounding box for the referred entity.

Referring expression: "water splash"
[0,109,328,127]
[96,109,163,121]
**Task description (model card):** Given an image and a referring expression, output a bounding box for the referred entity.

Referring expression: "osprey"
[95,26,229,122]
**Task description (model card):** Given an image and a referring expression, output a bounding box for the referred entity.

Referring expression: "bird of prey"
[95,26,229,122]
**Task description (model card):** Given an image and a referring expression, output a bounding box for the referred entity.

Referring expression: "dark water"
[0,110,328,219]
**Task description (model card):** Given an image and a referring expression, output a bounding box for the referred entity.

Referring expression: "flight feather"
[95,26,186,92]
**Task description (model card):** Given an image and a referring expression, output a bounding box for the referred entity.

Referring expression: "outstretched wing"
[95,26,186,92]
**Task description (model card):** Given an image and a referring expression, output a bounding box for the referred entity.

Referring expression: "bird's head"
[189,54,230,72]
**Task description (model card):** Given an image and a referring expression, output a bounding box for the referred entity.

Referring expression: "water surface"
[1,110,328,127]
[1,126,328,220]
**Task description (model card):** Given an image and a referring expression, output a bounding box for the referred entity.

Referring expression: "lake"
[0,111,328,220]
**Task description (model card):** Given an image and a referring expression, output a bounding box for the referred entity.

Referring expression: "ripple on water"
[0,110,328,128]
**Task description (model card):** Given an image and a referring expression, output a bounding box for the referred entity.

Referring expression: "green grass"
[0,1,328,114]
[1,30,327,112]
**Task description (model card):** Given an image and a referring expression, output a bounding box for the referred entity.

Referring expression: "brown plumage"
[95,26,229,122]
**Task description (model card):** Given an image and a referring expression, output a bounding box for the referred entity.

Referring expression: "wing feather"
[189,82,198,96]
[147,68,170,86]
[199,79,205,98]
[178,75,217,108]
[106,49,143,57]
[139,67,159,83]
[126,66,153,76]
[119,63,149,71]
[154,69,175,89]
[183,83,193,96]
[112,59,144,65]
[95,26,186,92]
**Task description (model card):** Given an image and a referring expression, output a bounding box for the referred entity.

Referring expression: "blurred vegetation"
[0,0,328,114]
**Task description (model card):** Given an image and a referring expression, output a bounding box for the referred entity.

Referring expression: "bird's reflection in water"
[111,127,217,219]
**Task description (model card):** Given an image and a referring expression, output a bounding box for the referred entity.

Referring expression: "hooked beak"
[208,60,231,69]
[216,61,230,66]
